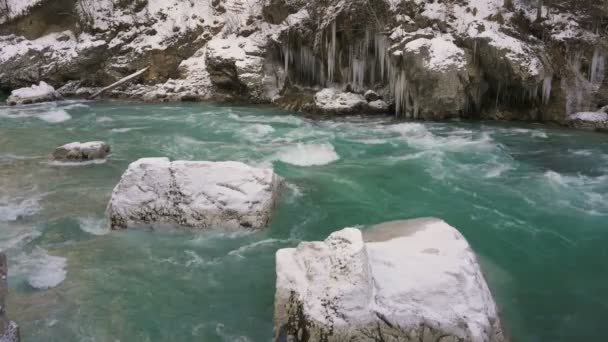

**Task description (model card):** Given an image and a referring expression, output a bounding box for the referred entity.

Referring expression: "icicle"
[495,83,501,110]
[393,69,409,117]
[375,34,389,81]
[590,48,606,86]
[327,21,337,84]
[473,40,477,65]
[283,43,290,75]
[542,75,552,105]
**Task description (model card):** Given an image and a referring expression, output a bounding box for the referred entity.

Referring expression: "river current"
[1,100,607,341]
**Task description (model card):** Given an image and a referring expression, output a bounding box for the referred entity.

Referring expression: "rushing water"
[0,100,607,341]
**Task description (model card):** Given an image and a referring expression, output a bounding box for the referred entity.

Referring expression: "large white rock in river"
[6,81,61,106]
[274,218,505,342]
[52,141,111,162]
[106,158,282,230]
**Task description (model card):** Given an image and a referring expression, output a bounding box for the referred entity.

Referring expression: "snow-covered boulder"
[391,35,473,119]
[6,81,61,106]
[566,112,608,131]
[106,158,282,230]
[274,218,505,342]
[52,141,111,162]
[0,253,20,342]
[364,90,381,102]
[314,88,368,114]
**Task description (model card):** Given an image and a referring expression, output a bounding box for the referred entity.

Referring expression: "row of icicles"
[280,22,606,117]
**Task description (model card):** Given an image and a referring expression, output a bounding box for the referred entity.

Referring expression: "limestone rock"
[274,218,505,342]
[205,35,272,101]
[106,158,282,230]
[565,112,608,131]
[52,141,111,162]
[393,36,474,119]
[0,254,20,342]
[364,90,381,102]
[313,88,367,114]
[6,81,61,106]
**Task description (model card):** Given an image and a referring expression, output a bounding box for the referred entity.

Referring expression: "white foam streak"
[275,143,339,166]
[9,247,67,290]
[79,217,110,235]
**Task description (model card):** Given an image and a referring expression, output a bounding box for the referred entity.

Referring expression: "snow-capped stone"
[106,158,282,230]
[566,112,608,131]
[364,90,381,102]
[368,99,389,111]
[274,218,505,342]
[52,141,111,162]
[0,253,20,342]
[205,34,276,100]
[404,36,467,72]
[6,81,61,106]
[314,88,367,114]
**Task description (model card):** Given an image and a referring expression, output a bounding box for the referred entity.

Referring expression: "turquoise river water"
[0,100,607,341]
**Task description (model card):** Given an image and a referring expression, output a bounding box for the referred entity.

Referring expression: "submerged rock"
[6,81,61,106]
[52,141,111,162]
[274,218,505,342]
[106,158,282,230]
[0,254,20,342]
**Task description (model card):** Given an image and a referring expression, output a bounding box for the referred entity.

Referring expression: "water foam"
[48,159,107,167]
[240,124,275,140]
[79,217,110,235]
[275,143,340,166]
[96,116,114,123]
[111,127,145,133]
[389,123,494,151]
[13,247,68,290]
[0,193,42,221]
[37,110,72,123]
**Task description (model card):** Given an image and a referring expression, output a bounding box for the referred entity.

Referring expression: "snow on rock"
[106,158,283,230]
[205,33,279,100]
[274,218,506,342]
[6,81,61,106]
[568,112,608,122]
[314,88,368,114]
[566,112,608,131]
[52,141,111,162]
[404,36,466,72]
[0,0,43,23]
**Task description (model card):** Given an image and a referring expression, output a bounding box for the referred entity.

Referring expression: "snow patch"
[568,112,608,122]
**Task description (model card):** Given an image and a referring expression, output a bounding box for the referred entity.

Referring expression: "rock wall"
[0,0,606,124]
[0,254,20,342]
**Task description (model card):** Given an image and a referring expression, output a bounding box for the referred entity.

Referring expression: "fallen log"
[89,66,150,100]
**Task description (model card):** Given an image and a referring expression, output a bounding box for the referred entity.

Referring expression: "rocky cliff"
[0,0,606,124]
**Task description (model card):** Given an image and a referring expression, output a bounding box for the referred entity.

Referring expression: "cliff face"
[0,0,606,123]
